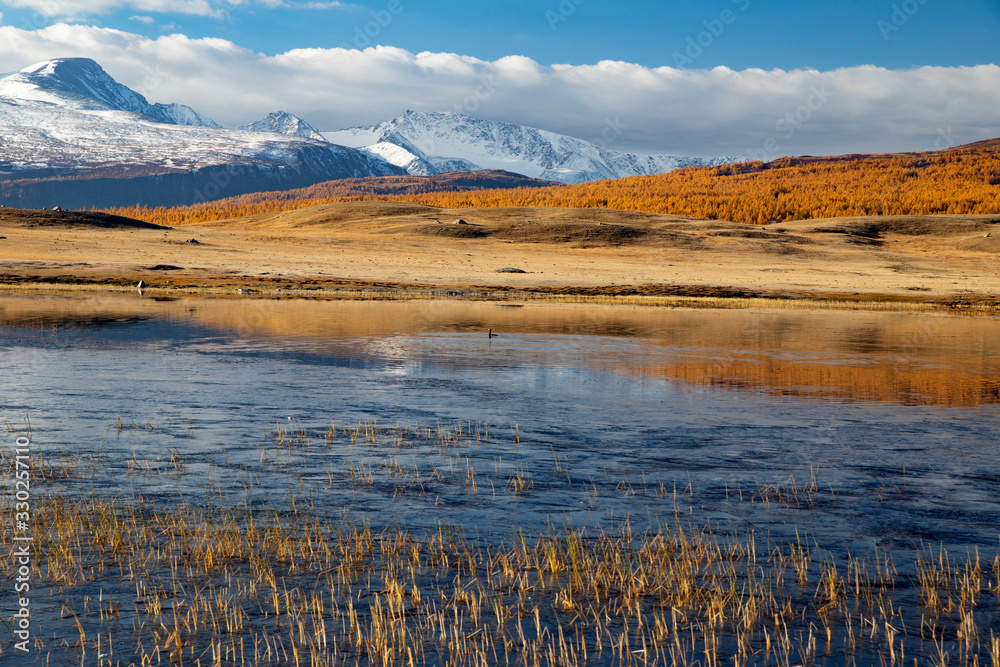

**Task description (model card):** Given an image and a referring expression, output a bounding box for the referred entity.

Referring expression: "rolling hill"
[103,139,1000,227]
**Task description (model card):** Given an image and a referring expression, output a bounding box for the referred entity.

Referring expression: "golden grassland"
[4,202,998,307]
[7,142,994,306]
[2,419,999,667]
[98,141,1000,227]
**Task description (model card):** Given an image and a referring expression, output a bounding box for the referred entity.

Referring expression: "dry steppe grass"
[0,202,997,305]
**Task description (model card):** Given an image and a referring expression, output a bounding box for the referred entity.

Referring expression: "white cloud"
[128,15,155,23]
[0,0,345,18]
[0,23,997,158]
[1,0,222,18]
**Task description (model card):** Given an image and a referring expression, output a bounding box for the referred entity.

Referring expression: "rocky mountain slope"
[240,111,327,141]
[324,110,736,184]
[0,59,402,208]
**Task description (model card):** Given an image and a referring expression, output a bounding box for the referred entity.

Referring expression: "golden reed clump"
[2,416,999,667]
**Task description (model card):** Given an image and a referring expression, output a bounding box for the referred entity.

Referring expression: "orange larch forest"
[101,139,1000,226]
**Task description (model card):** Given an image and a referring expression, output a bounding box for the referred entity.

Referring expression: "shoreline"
[2,276,998,315]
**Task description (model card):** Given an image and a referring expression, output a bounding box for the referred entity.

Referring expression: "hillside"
[0,207,163,229]
[101,170,558,225]
[101,140,1000,227]
[393,140,1000,224]
[233,169,557,199]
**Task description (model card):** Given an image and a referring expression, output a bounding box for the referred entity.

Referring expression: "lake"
[2,292,998,666]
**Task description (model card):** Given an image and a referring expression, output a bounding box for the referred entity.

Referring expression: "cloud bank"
[0,23,997,158]
[0,0,346,19]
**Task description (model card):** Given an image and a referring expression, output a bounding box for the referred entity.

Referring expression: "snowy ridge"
[240,111,327,142]
[361,142,435,175]
[0,58,219,127]
[153,103,219,128]
[324,110,737,184]
[0,57,737,208]
[0,58,404,207]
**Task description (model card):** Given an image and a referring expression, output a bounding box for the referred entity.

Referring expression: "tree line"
[100,142,1000,226]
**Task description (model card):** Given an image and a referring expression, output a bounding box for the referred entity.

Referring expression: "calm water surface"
[3,292,1000,665]
[1,293,998,553]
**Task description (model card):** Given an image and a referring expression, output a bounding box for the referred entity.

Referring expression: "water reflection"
[2,292,997,406]
[2,291,998,542]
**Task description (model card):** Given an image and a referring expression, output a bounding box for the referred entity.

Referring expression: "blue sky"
[2,0,997,70]
[0,0,998,156]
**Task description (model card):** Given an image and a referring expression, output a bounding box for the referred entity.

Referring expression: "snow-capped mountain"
[240,111,327,142]
[0,58,738,208]
[0,58,403,208]
[0,58,219,127]
[324,111,736,184]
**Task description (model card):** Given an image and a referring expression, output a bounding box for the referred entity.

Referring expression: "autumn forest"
[101,139,1000,226]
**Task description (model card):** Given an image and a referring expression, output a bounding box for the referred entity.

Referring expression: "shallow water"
[2,293,999,545]
[2,293,999,664]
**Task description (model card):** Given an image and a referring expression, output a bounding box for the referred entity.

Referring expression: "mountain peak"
[19,57,102,75]
[325,110,736,184]
[3,58,122,109]
[0,57,218,127]
[240,111,326,142]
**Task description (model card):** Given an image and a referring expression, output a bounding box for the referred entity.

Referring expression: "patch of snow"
[322,126,381,147]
